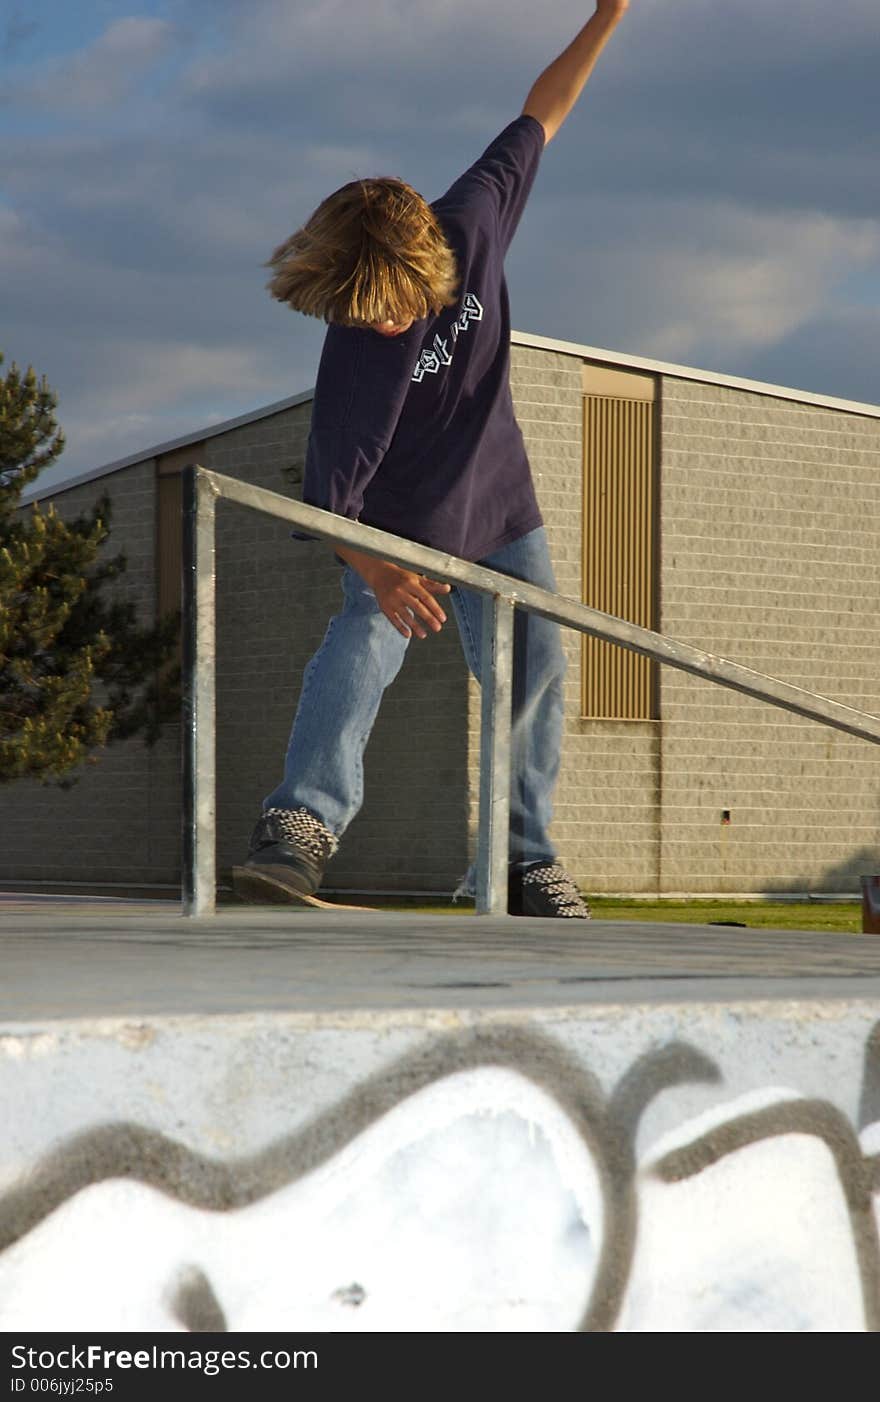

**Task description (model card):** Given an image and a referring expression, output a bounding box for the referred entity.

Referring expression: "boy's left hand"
[333,544,451,639]
[366,559,451,640]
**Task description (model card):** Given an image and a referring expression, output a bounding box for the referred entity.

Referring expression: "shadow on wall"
[766,847,880,896]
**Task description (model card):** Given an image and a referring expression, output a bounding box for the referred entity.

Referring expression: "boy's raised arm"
[522,1,629,144]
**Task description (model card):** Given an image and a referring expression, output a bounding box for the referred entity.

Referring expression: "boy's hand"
[366,560,451,639]
[522,1,628,143]
[333,544,451,639]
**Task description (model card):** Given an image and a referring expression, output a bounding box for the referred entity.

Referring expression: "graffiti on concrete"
[1,1024,878,1331]
[168,1265,228,1332]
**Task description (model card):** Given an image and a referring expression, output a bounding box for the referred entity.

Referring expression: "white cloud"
[183,0,558,88]
[511,194,880,366]
[177,0,880,110]
[301,142,388,181]
[4,0,878,485]
[0,204,26,243]
[6,17,176,113]
[641,210,879,358]
[28,331,321,493]
[106,341,270,411]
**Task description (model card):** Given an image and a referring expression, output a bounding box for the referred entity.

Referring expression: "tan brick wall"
[0,460,182,886]
[464,346,662,893]
[659,377,880,892]
[6,356,880,898]
[206,403,469,893]
[1,400,470,894]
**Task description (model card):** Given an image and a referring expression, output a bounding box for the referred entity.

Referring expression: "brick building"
[5,330,880,895]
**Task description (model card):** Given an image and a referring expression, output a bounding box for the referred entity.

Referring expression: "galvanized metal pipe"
[180,465,880,918]
[203,468,880,748]
[181,466,218,916]
[475,596,514,916]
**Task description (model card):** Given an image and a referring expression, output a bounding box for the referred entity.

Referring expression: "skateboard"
[231,865,373,911]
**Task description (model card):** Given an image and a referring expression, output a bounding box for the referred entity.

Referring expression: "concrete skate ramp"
[2,904,879,1331]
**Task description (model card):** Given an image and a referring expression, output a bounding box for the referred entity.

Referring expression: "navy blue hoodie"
[297,114,546,563]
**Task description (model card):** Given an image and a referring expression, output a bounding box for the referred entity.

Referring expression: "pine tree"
[0,354,179,783]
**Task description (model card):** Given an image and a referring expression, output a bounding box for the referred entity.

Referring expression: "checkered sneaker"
[520,863,591,919]
[261,807,338,860]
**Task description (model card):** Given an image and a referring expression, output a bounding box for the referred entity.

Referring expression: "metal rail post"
[476,595,514,915]
[177,470,880,917]
[181,466,217,916]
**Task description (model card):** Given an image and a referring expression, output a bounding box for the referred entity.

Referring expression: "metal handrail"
[182,464,880,916]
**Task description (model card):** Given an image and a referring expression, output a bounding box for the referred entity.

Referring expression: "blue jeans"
[264,527,566,872]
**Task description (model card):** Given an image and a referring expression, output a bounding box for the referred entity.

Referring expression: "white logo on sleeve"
[411,292,483,383]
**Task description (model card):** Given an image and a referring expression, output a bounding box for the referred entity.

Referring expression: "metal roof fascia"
[22,334,880,505]
[510,330,880,420]
[21,388,316,503]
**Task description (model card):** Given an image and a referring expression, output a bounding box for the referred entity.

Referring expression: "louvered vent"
[582,391,657,719]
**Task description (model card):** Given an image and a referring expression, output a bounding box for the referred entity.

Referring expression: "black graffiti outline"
[2,1021,879,1331]
[169,1264,227,1332]
[652,1098,880,1331]
[0,1028,721,1332]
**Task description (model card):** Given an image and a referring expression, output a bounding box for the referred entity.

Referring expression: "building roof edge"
[24,334,880,503]
[510,330,880,419]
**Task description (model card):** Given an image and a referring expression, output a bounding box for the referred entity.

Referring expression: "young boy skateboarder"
[235,2,629,917]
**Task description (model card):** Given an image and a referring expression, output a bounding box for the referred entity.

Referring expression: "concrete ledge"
[3,907,880,1019]
[2,907,879,1332]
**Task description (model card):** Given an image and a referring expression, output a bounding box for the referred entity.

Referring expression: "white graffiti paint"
[0,1070,601,1332]
[2,1062,878,1331]
[623,1088,869,1332]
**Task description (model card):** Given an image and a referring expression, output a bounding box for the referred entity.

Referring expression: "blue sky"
[4,1,879,492]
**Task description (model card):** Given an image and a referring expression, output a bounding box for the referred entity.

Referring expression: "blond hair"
[264,177,459,326]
